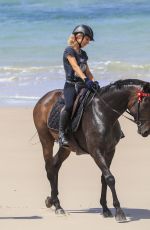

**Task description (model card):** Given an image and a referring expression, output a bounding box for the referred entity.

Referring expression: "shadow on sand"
[0,215,42,220]
[67,207,150,222]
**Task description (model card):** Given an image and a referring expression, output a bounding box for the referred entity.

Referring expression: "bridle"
[126,91,150,125]
[99,90,150,126]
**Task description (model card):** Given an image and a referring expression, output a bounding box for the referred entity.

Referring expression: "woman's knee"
[64,106,72,114]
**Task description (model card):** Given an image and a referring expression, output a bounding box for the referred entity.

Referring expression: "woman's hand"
[84,78,94,90]
[85,78,100,91]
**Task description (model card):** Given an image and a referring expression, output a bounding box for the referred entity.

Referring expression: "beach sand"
[0,107,150,230]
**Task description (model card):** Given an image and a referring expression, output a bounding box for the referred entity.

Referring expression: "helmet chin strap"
[75,34,85,48]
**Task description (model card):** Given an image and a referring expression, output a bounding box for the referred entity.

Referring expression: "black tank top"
[63,46,88,82]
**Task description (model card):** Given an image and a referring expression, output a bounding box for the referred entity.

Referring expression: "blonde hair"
[67,33,83,47]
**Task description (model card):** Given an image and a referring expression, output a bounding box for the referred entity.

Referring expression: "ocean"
[0,0,150,106]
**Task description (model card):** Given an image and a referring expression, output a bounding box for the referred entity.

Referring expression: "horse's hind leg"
[45,147,70,214]
[39,132,55,202]
[38,130,63,213]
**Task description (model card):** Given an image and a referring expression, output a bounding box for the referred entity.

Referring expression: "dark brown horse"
[33,79,150,222]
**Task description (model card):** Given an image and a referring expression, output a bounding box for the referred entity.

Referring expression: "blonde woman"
[59,25,99,147]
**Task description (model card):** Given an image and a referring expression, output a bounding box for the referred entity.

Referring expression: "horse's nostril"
[137,121,142,126]
[142,131,149,137]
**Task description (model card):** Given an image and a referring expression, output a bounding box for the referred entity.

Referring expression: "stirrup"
[59,135,69,147]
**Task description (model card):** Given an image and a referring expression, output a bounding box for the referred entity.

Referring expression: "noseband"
[127,91,150,125]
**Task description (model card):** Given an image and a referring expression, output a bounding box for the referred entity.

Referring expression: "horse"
[33,79,150,222]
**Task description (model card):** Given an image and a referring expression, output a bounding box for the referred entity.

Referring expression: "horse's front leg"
[100,174,113,218]
[92,150,126,222]
[100,149,115,218]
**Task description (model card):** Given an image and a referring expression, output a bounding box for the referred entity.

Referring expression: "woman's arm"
[85,64,94,81]
[67,55,86,81]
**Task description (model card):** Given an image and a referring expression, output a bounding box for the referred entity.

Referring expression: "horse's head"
[128,83,150,137]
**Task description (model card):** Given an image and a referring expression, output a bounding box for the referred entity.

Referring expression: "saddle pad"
[47,97,65,131]
[47,90,91,132]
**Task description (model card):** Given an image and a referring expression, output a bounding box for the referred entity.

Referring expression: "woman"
[59,24,99,147]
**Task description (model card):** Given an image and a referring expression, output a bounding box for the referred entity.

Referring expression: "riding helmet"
[72,24,94,41]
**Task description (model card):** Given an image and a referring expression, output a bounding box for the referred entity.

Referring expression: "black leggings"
[63,82,77,114]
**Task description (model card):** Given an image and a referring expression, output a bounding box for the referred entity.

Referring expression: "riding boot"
[59,110,69,147]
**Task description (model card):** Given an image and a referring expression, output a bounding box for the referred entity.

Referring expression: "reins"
[98,90,150,125]
[100,97,136,124]
[78,85,150,126]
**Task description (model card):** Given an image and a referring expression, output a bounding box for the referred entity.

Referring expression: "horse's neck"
[92,83,143,127]
[99,87,132,117]
[100,85,142,115]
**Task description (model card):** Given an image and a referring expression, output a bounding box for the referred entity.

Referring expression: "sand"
[0,107,150,230]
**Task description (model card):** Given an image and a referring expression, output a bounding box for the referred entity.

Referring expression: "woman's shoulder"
[63,46,76,57]
[64,46,75,52]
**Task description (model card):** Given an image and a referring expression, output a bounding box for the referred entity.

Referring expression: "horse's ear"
[143,83,150,93]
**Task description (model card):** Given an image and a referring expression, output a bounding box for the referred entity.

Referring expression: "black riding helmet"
[72,24,94,41]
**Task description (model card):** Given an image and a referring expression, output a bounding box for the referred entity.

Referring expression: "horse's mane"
[100,79,150,95]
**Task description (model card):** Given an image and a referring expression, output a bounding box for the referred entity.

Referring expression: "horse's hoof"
[103,208,113,218]
[115,208,127,223]
[55,208,66,215]
[45,196,53,208]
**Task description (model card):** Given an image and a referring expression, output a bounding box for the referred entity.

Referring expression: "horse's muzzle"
[138,126,150,137]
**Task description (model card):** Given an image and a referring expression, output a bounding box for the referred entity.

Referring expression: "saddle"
[47,88,92,132]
